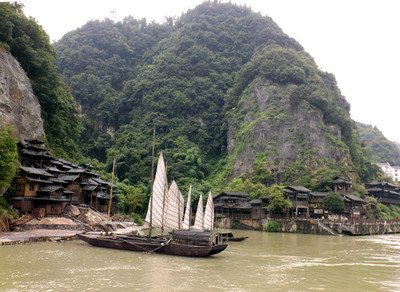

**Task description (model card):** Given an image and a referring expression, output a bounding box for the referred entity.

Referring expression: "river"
[1,230,400,291]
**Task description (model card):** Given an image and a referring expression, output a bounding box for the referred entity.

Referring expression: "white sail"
[164,180,184,230]
[145,152,167,228]
[192,194,204,230]
[203,191,214,231]
[182,185,192,229]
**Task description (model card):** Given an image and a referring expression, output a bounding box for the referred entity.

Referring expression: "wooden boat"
[77,230,226,257]
[220,232,248,242]
[78,151,227,257]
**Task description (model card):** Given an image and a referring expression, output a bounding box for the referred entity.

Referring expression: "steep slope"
[54,1,378,190]
[224,44,372,186]
[0,2,81,159]
[357,122,400,165]
[0,48,45,140]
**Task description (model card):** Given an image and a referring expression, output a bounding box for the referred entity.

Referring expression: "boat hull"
[77,233,227,257]
[220,232,248,242]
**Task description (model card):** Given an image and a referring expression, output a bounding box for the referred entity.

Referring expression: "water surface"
[1,230,400,291]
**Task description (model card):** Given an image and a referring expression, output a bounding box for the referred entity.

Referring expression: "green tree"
[0,2,81,160]
[323,192,344,214]
[266,185,292,214]
[0,125,19,189]
[225,178,269,199]
[116,180,147,215]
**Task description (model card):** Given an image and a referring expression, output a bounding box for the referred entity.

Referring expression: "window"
[29,184,35,191]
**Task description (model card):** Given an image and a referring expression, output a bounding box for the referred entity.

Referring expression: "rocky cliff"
[228,77,349,183]
[0,48,45,141]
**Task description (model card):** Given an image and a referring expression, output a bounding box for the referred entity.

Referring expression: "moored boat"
[77,150,227,257]
[77,230,227,257]
[220,232,248,242]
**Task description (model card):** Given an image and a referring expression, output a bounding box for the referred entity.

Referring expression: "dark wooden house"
[309,192,329,218]
[284,186,311,217]
[213,191,250,219]
[35,185,73,216]
[249,196,269,219]
[343,194,368,219]
[13,166,53,213]
[366,181,400,206]
[11,139,118,217]
[332,176,352,194]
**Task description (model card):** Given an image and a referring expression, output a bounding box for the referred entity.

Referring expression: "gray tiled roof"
[20,166,52,177]
[286,186,311,193]
[58,175,80,182]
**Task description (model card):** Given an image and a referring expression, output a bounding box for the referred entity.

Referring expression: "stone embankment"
[219,217,400,236]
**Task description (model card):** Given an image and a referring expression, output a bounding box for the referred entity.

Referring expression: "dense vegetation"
[0,124,19,231]
[54,1,380,199]
[0,125,19,190]
[0,2,387,217]
[0,2,81,159]
[357,122,400,165]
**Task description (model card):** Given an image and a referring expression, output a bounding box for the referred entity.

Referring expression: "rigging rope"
[119,236,172,254]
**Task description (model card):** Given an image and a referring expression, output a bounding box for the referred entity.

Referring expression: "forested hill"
[0,2,81,159]
[357,122,400,165]
[54,1,379,193]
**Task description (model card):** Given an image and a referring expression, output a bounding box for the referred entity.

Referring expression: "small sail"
[145,152,167,228]
[192,194,204,230]
[203,191,214,231]
[182,185,192,229]
[164,180,184,230]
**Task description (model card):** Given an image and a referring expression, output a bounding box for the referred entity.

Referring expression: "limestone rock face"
[228,78,347,181]
[0,48,45,140]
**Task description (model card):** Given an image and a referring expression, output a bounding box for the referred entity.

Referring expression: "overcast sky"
[19,0,400,143]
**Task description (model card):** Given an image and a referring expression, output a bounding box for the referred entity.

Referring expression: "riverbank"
[0,217,83,245]
[0,213,145,245]
[0,229,82,245]
[218,217,400,235]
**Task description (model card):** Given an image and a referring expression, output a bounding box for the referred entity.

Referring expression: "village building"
[375,162,400,183]
[249,196,269,220]
[11,139,118,217]
[343,194,368,220]
[213,191,250,219]
[332,176,352,194]
[212,176,372,221]
[309,192,328,218]
[366,181,400,206]
[284,186,311,218]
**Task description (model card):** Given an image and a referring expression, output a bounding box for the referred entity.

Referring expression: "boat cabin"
[171,230,222,246]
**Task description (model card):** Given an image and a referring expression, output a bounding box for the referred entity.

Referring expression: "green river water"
[1,230,400,291]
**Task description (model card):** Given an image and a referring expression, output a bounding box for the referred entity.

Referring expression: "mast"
[148,127,156,241]
[188,184,192,230]
[161,161,168,235]
[107,156,116,221]
[178,188,181,230]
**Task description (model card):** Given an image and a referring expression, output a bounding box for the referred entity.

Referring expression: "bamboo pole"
[107,157,116,221]
[148,127,156,241]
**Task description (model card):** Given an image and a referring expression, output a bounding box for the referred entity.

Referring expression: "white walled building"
[376,162,400,182]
